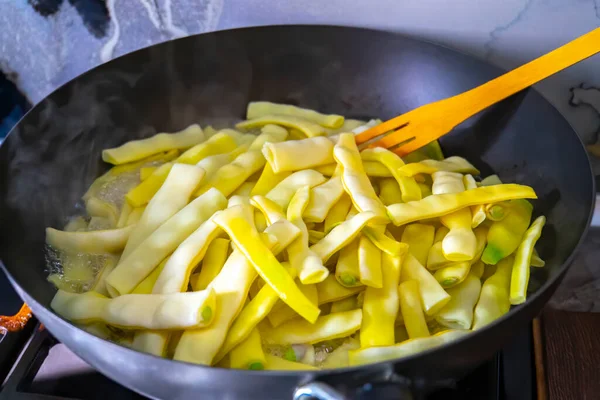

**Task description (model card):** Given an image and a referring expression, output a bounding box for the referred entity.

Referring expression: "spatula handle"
[450,27,600,122]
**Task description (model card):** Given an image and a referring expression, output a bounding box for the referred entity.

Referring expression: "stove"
[0,270,535,400]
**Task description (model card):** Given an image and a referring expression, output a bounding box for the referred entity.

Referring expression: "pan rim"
[0,23,595,388]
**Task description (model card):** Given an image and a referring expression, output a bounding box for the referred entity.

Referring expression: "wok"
[0,25,594,399]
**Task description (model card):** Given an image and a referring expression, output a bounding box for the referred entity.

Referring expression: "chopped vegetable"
[334,133,389,222]
[398,156,479,177]
[401,224,435,266]
[247,101,344,128]
[303,176,346,223]
[481,199,533,265]
[263,136,335,173]
[401,254,450,316]
[237,115,327,138]
[472,257,514,330]
[398,280,430,339]
[361,252,402,347]
[435,274,481,329]
[190,238,231,291]
[262,309,362,345]
[360,147,421,202]
[316,274,364,305]
[105,189,227,296]
[265,170,326,210]
[349,330,469,366]
[230,328,267,370]
[387,184,537,226]
[250,163,291,197]
[213,205,319,323]
[51,288,216,329]
[510,216,546,304]
[102,124,204,165]
[46,225,134,254]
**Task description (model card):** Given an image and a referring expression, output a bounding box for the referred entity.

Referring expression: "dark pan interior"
[0,25,592,327]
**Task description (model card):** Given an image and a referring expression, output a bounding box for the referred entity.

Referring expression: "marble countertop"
[0,0,599,310]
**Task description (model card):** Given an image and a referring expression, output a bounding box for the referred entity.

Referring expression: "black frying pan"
[0,26,594,399]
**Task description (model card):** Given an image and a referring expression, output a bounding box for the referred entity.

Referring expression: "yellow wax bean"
[316,274,364,305]
[349,330,468,366]
[311,211,379,264]
[51,288,216,330]
[316,161,393,178]
[46,225,134,254]
[358,233,383,288]
[463,174,486,228]
[250,195,286,225]
[480,174,503,186]
[233,182,256,197]
[230,328,267,370]
[85,197,118,227]
[132,331,170,357]
[387,184,537,226]
[195,151,266,197]
[435,274,482,330]
[247,101,344,128]
[213,206,318,323]
[139,167,156,181]
[510,216,546,305]
[102,124,204,165]
[116,202,133,228]
[264,354,319,371]
[176,132,238,164]
[334,134,389,222]
[303,176,346,223]
[250,163,292,197]
[330,295,358,313]
[362,228,408,257]
[122,163,205,259]
[398,280,430,339]
[263,136,335,173]
[361,252,402,347]
[174,222,294,365]
[531,248,545,267]
[90,256,119,297]
[248,124,289,151]
[432,171,477,262]
[401,224,435,266]
[472,257,513,330]
[106,189,227,296]
[324,194,352,233]
[153,219,223,294]
[196,149,245,180]
[126,207,145,226]
[265,170,326,210]
[401,254,450,316]
[398,156,479,177]
[190,238,231,291]
[320,338,361,369]
[131,258,168,294]
[378,178,404,205]
[267,282,318,327]
[434,226,487,288]
[237,115,327,138]
[175,252,257,365]
[360,148,421,202]
[125,162,173,208]
[262,309,362,345]
[216,264,298,362]
[286,187,329,284]
[334,238,362,287]
[64,216,88,232]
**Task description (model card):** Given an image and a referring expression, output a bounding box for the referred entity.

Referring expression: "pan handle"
[293,382,346,400]
[293,373,414,400]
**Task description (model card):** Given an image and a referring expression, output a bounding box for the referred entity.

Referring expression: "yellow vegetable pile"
[45,101,545,370]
